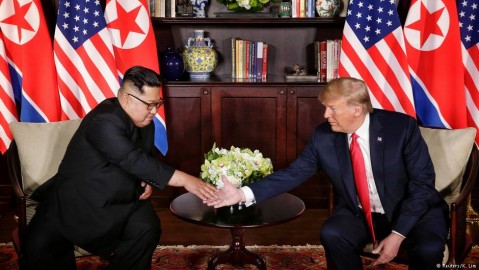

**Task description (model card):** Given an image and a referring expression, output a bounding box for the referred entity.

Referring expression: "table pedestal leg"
[207,228,266,270]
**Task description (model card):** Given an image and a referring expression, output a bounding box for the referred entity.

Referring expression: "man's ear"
[354,105,362,117]
[118,91,128,106]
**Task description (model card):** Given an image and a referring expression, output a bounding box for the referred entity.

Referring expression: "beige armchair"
[6,119,91,268]
[327,126,478,268]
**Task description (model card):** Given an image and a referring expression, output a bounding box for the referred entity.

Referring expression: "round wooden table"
[170,192,305,270]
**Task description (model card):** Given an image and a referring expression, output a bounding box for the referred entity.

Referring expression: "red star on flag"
[106,2,144,47]
[1,1,34,43]
[406,2,445,48]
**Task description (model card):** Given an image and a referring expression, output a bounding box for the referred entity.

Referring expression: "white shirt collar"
[349,114,370,141]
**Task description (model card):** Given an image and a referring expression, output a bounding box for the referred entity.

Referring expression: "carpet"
[1,243,478,269]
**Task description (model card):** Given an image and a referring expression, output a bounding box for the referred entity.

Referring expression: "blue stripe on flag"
[153,117,168,155]
[8,64,46,123]
[411,77,446,128]
[8,64,22,105]
[19,96,46,122]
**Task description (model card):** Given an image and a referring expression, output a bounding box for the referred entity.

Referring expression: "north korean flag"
[105,0,168,155]
[404,0,467,128]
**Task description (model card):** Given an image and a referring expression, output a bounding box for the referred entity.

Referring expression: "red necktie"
[350,133,376,243]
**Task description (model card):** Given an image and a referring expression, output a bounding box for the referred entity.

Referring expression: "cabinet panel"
[286,87,326,162]
[286,86,329,208]
[211,87,288,169]
[154,86,212,203]
[163,86,212,174]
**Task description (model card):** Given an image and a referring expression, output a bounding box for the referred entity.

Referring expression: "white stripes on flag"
[463,43,479,135]
[340,23,415,116]
[54,27,119,119]
[0,48,17,152]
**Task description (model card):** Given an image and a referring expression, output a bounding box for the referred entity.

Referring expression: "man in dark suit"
[26,66,217,270]
[206,77,448,270]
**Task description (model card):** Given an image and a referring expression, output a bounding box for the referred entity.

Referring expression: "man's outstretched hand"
[203,176,245,208]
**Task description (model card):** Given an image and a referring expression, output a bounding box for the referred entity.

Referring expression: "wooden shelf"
[163,75,326,86]
[152,17,345,26]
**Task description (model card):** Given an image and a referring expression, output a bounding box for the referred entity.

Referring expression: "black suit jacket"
[34,98,175,252]
[248,109,446,237]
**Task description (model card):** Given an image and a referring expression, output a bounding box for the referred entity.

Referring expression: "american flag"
[458,0,479,144]
[0,32,18,154]
[54,0,120,119]
[339,0,416,117]
[105,0,168,154]
[404,0,467,129]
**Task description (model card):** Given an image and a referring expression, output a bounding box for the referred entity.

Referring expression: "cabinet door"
[286,86,330,208]
[163,86,212,174]
[286,87,326,162]
[155,86,212,204]
[211,86,288,169]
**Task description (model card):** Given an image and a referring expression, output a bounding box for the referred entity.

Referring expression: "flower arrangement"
[216,0,271,12]
[200,143,273,189]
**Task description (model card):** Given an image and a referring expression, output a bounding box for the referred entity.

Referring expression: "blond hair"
[318,77,373,113]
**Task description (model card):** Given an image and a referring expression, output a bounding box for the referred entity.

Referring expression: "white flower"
[237,0,252,9]
[200,143,273,189]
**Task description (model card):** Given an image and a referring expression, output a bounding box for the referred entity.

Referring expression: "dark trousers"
[25,200,161,270]
[320,205,448,270]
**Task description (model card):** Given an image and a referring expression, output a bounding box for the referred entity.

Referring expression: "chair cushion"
[9,119,82,193]
[419,127,477,205]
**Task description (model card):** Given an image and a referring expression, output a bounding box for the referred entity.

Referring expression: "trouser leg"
[320,210,369,270]
[25,212,76,270]
[106,200,161,270]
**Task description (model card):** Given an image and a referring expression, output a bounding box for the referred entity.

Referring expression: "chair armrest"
[449,145,478,264]
[6,140,27,249]
[7,140,25,200]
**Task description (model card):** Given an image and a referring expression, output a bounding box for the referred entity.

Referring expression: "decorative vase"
[339,0,348,17]
[316,0,340,17]
[190,0,208,17]
[183,30,218,80]
[159,47,185,81]
[279,2,292,17]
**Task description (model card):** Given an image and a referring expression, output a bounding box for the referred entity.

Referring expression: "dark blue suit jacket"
[248,109,446,237]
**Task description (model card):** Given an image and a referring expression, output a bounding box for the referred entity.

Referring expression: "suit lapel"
[334,133,358,211]
[369,113,386,201]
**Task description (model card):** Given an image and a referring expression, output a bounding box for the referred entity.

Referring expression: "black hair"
[122,66,161,94]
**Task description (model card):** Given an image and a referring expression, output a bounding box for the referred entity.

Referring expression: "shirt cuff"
[392,230,406,238]
[240,186,256,207]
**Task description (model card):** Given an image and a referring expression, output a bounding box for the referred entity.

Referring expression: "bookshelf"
[152,17,345,79]
[152,14,346,208]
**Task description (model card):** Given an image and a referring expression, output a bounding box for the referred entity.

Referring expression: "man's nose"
[324,108,331,118]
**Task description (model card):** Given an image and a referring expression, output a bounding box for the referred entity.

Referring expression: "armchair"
[6,119,90,268]
[327,126,478,268]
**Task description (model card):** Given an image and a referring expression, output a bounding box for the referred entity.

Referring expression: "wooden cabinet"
[157,81,330,208]
[211,86,287,168]
[149,11,349,208]
[151,14,346,208]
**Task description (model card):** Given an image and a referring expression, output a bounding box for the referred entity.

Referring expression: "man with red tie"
[206,77,448,270]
